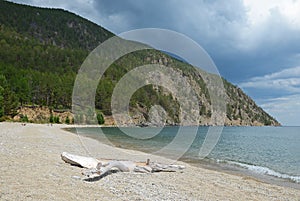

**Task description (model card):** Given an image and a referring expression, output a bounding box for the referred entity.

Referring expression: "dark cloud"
[91,0,251,79]
[93,0,182,31]
[9,1,300,81]
[91,0,300,83]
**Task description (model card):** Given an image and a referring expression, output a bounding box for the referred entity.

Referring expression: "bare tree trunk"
[61,152,185,178]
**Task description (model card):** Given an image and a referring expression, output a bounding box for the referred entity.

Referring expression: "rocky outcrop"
[13,106,73,124]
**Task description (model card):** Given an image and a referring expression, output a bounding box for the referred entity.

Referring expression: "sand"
[0,122,299,201]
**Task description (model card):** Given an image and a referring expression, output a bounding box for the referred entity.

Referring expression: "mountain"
[0,0,113,50]
[0,0,280,126]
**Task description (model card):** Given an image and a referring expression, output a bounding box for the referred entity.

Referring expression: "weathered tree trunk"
[61,152,185,178]
[61,152,100,169]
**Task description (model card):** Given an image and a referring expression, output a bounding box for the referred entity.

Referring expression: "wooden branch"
[61,152,100,169]
[61,152,185,178]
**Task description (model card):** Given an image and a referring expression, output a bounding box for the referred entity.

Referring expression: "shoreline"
[1,122,299,200]
[184,158,300,190]
[66,125,300,189]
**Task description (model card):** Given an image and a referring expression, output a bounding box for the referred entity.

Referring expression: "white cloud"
[259,95,300,126]
[262,66,300,79]
[236,0,300,52]
[9,0,300,56]
[240,66,300,125]
[243,0,300,27]
[240,66,300,93]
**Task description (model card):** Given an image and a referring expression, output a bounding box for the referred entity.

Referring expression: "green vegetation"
[0,74,18,120]
[0,0,114,51]
[223,79,278,125]
[0,80,4,119]
[65,116,70,124]
[0,1,279,126]
[20,114,28,122]
[96,112,105,125]
[49,114,61,123]
[49,114,54,123]
[54,116,60,124]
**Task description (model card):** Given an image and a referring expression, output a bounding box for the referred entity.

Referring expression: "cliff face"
[108,54,280,126]
[13,106,73,124]
[0,1,280,126]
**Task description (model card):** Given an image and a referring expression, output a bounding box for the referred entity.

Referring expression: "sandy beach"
[0,122,299,201]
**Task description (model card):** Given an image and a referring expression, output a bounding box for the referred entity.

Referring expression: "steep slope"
[0,1,279,126]
[0,0,114,50]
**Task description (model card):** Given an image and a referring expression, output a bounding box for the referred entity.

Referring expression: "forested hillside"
[0,0,280,126]
[0,0,113,50]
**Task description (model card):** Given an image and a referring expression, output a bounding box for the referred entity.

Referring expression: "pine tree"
[49,113,54,123]
[54,116,60,124]
[0,83,4,119]
[0,74,18,117]
[65,116,70,124]
[97,112,105,125]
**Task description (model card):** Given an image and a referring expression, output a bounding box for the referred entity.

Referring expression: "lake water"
[68,126,300,185]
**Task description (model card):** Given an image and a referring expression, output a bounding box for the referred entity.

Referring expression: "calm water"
[69,126,300,184]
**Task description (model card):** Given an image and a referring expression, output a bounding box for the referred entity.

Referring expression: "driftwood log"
[61,152,185,178]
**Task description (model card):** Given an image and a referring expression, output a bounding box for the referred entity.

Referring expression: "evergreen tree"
[49,113,54,123]
[65,116,70,124]
[0,83,4,119]
[0,74,18,117]
[97,112,105,125]
[20,114,28,122]
[54,116,60,124]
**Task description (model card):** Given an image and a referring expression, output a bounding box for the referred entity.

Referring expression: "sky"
[8,0,300,126]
